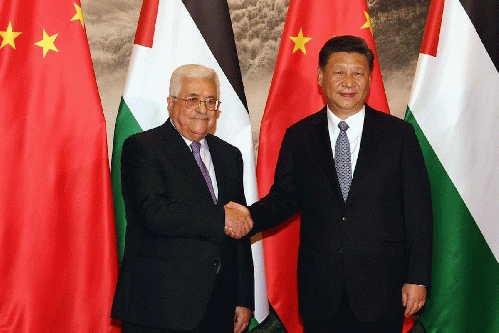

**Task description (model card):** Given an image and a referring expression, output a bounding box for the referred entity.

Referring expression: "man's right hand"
[224,202,253,239]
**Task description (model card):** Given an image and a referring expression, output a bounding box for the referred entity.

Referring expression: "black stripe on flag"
[459,0,499,71]
[183,0,248,110]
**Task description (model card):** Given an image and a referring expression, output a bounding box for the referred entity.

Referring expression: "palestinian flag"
[406,0,499,331]
[110,0,269,325]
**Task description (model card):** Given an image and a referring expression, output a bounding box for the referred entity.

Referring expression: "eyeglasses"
[173,96,221,111]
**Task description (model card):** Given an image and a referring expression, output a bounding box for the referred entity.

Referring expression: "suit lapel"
[159,120,217,204]
[206,135,226,205]
[309,108,345,205]
[348,106,382,204]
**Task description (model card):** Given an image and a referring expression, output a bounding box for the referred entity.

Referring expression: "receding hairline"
[169,64,220,97]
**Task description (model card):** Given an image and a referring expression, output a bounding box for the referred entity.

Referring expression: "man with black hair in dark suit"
[228,36,433,333]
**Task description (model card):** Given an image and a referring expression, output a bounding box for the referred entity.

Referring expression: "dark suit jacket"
[111,120,254,330]
[250,105,432,322]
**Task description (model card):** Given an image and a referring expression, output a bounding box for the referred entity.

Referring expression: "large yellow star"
[290,28,312,54]
[34,29,59,58]
[70,3,85,28]
[361,11,373,35]
[0,22,22,49]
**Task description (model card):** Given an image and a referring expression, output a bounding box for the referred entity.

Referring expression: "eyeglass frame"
[172,96,221,111]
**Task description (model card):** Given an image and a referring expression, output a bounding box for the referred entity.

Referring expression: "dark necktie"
[191,141,217,204]
[335,121,352,202]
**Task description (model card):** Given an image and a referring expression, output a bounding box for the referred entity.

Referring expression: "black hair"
[318,35,374,71]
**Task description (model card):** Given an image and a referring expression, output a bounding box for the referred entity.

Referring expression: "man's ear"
[317,67,323,87]
[166,96,174,111]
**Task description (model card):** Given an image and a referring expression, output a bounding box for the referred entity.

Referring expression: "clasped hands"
[224,201,252,239]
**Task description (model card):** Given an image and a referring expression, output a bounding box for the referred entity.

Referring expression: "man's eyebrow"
[184,93,217,99]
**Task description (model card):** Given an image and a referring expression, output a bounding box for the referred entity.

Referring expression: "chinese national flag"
[257,0,412,332]
[0,1,119,332]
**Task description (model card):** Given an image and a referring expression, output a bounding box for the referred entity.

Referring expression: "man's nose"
[196,100,208,113]
[343,75,354,88]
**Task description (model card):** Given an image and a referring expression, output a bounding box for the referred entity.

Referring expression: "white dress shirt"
[327,106,365,176]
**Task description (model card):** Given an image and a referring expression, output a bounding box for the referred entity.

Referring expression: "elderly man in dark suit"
[111,64,254,333]
[228,35,433,332]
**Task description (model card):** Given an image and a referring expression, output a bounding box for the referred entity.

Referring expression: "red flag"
[0,1,119,332]
[257,0,393,332]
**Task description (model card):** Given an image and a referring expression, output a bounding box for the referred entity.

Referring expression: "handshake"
[224,201,253,239]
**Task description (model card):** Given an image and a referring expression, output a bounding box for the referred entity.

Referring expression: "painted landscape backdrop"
[82,0,431,155]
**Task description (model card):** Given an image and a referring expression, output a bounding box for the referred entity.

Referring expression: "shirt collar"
[170,119,208,149]
[326,106,365,136]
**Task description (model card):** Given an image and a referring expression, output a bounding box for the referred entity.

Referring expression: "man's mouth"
[190,115,209,120]
[340,92,356,98]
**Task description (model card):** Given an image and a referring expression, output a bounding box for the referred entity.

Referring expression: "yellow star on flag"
[71,3,85,28]
[361,11,373,35]
[290,28,312,54]
[0,22,22,50]
[34,29,59,58]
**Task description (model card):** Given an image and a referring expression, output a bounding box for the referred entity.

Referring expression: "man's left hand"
[234,306,251,333]
[402,283,427,317]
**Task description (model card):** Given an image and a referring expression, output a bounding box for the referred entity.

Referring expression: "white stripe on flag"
[122,0,268,322]
[409,0,499,261]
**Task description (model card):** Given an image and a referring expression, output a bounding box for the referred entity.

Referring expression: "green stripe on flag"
[406,107,499,332]
[111,97,143,262]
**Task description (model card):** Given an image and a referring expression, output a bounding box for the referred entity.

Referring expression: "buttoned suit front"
[249,105,432,322]
[111,120,254,331]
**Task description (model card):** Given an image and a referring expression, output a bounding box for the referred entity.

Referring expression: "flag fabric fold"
[110,0,269,325]
[0,1,119,332]
[256,1,390,332]
[406,0,499,331]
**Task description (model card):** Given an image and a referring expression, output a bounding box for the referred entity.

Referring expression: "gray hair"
[169,64,220,98]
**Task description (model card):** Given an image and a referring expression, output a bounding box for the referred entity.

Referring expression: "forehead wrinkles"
[179,79,217,97]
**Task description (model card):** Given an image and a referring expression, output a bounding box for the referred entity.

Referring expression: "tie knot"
[338,121,349,132]
[191,141,201,154]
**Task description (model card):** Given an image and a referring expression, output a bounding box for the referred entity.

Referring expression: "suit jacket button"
[342,216,348,222]
[213,260,221,273]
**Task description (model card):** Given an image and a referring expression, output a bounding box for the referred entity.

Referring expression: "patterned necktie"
[335,121,352,202]
[191,141,217,204]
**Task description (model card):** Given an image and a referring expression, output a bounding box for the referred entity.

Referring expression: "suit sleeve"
[233,152,255,309]
[249,128,301,234]
[402,123,433,287]
[121,135,225,243]
[236,239,254,310]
